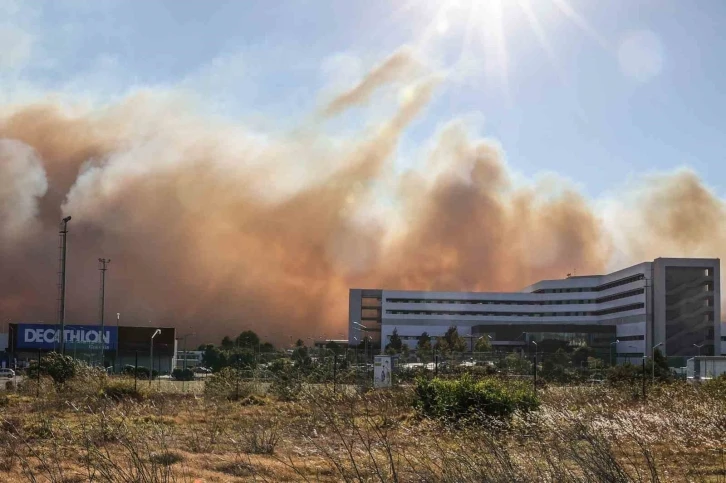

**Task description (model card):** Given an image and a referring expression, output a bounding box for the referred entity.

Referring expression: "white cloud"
[618,29,664,83]
[0,23,33,70]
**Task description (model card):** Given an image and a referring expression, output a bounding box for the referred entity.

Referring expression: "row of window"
[385,303,644,318]
[533,274,645,294]
[385,289,645,307]
[617,335,645,341]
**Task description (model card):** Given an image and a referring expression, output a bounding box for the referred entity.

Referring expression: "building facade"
[1,323,177,373]
[349,258,723,362]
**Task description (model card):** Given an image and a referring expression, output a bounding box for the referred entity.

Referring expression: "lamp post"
[652,342,663,384]
[693,343,704,357]
[531,341,538,395]
[610,340,620,366]
[98,258,111,368]
[353,322,368,363]
[58,216,72,355]
[150,329,161,384]
[116,313,120,371]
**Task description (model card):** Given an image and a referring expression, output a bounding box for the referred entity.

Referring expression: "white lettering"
[25,329,36,343]
[87,331,99,343]
[43,329,55,343]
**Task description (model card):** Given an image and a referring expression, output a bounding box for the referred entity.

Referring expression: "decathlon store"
[5,323,177,373]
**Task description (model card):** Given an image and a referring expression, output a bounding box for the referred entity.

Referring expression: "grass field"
[0,373,725,482]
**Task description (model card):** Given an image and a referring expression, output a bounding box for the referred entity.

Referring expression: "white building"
[349,258,723,362]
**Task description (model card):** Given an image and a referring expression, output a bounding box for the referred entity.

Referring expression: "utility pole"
[57,216,71,355]
[98,259,111,367]
[116,313,120,371]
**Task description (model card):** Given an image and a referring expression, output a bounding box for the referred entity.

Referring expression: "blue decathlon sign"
[16,324,118,350]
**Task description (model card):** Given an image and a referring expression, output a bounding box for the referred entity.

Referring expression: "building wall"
[350,258,722,360]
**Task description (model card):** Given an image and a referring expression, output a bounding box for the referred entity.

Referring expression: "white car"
[0,369,15,379]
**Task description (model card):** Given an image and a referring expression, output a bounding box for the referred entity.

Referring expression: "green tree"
[221,336,234,349]
[30,352,77,385]
[541,348,573,382]
[385,328,403,354]
[200,344,224,371]
[235,330,260,349]
[325,341,343,356]
[295,338,305,348]
[417,332,432,360]
[260,342,275,353]
[436,326,466,354]
[474,336,492,352]
[502,352,532,375]
[572,345,594,368]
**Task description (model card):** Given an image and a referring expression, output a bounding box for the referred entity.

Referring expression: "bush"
[204,367,252,401]
[27,352,78,385]
[414,374,539,421]
[101,381,144,401]
[171,368,194,381]
[122,365,158,380]
[269,369,303,402]
[149,451,184,466]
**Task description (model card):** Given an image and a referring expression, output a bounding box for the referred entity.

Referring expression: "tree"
[221,336,234,349]
[385,328,403,354]
[235,330,260,349]
[259,342,275,353]
[572,345,594,368]
[30,352,77,385]
[417,332,432,362]
[417,332,432,351]
[291,346,312,369]
[200,344,224,370]
[505,352,533,374]
[474,336,492,352]
[436,326,466,354]
[326,341,343,355]
[541,348,573,382]
[295,338,305,348]
[650,348,672,382]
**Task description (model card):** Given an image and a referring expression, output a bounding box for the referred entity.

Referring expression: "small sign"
[374,355,393,388]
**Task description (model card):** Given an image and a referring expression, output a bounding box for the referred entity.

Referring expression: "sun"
[394,0,606,95]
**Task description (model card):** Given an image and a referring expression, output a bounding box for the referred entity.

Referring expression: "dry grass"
[0,375,724,482]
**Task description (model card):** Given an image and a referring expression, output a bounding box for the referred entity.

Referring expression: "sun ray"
[551,0,609,50]
[475,0,511,103]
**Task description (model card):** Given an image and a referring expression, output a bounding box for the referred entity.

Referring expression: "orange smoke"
[0,53,724,345]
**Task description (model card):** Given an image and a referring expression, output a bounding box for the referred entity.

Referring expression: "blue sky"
[3,0,726,199]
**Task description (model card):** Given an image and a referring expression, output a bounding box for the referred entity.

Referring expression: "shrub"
[269,364,303,402]
[171,368,194,381]
[101,381,144,401]
[27,352,77,385]
[122,365,158,380]
[205,367,252,401]
[414,374,539,421]
[149,451,184,466]
[235,417,281,454]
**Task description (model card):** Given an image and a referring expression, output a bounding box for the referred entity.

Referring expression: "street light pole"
[98,258,110,368]
[693,343,704,357]
[610,340,620,366]
[531,341,538,396]
[652,342,663,384]
[150,329,161,384]
[115,313,120,372]
[57,216,72,355]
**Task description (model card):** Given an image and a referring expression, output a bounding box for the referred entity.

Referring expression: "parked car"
[0,369,15,379]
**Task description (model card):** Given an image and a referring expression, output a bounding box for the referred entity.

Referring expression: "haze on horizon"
[1,0,725,346]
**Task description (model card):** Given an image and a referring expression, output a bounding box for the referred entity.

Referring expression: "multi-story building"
[349,258,723,362]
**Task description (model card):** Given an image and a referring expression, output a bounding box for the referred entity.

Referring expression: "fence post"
[642,357,646,400]
[36,349,41,398]
[134,350,138,392]
[533,353,538,396]
[333,354,337,394]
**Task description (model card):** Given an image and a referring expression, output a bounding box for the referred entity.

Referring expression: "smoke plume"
[1,53,724,345]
